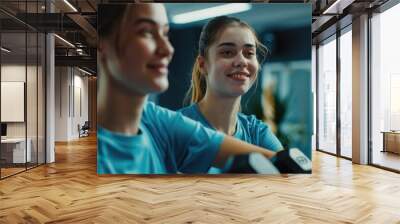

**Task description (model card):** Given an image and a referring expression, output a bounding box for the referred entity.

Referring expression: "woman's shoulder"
[143,100,160,113]
[141,101,181,128]
[177,103,196,114]
[142,101,199,128]
[143,101,174,117]
[176,103,201,120]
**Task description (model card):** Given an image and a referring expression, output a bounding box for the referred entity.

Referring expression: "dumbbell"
[228,148,311,174]
[273,148,311,173]
[228,153,280,174]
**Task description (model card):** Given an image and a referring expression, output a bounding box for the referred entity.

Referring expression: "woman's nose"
[157,36,174,59]
[232,53,247,68]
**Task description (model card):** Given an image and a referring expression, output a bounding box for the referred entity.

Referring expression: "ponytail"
[184,57,207,106]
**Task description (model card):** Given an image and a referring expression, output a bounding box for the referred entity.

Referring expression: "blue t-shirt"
[97,102,225,174]
[178,104,283,173]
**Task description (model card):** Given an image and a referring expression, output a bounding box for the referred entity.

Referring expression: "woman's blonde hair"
[184,16,268,105]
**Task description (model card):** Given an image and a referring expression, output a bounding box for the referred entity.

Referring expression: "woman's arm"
[213,135,277,168]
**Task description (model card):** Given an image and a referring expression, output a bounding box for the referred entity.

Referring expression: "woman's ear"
[197,56,207,75]
[98,38,115,63]
[98,39,107,57]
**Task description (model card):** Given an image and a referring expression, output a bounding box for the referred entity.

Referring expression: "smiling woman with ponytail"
[179,16,283,174]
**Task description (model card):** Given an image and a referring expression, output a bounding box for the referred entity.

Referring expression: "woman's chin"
[228,87,250,97]
[150,80,169,93]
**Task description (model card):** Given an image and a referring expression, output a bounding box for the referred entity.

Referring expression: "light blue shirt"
[97,102,224,174]
[178,103,283,173]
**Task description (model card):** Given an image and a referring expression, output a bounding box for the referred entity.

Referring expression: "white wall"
[1,65,26,140]
[72,73,89,137]
[1,65,39,137]
[1,63,45,164]
[55,66,69,141]
[55,67,89,141]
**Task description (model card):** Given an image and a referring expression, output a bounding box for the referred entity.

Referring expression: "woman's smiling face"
[101,3,174,95]
[201,25,259,98]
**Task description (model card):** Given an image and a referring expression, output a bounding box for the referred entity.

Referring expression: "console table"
[382,131,400,154]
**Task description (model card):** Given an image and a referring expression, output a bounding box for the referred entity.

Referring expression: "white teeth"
[230,73,248,79]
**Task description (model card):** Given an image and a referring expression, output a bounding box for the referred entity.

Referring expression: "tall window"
[317,36,337,154]
[371,2,400,171]
[339,28,352,158]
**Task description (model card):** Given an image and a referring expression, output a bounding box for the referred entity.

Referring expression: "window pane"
[318,37,337,154]
[1,30,28,177]
[340,29,352,158]
[371,3,400,171]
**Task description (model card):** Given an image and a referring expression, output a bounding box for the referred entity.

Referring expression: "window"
[371,2,400,171]
[317,36,337,154]
[339,28,352,158]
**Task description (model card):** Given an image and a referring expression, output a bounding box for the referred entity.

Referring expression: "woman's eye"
[221,50,234,57]
[138,28,154,37]
[246,51,256,57]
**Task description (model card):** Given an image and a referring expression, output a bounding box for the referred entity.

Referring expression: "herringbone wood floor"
[1,135,399,223]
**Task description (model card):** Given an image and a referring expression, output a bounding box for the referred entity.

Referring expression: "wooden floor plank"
[0,135,399,223]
